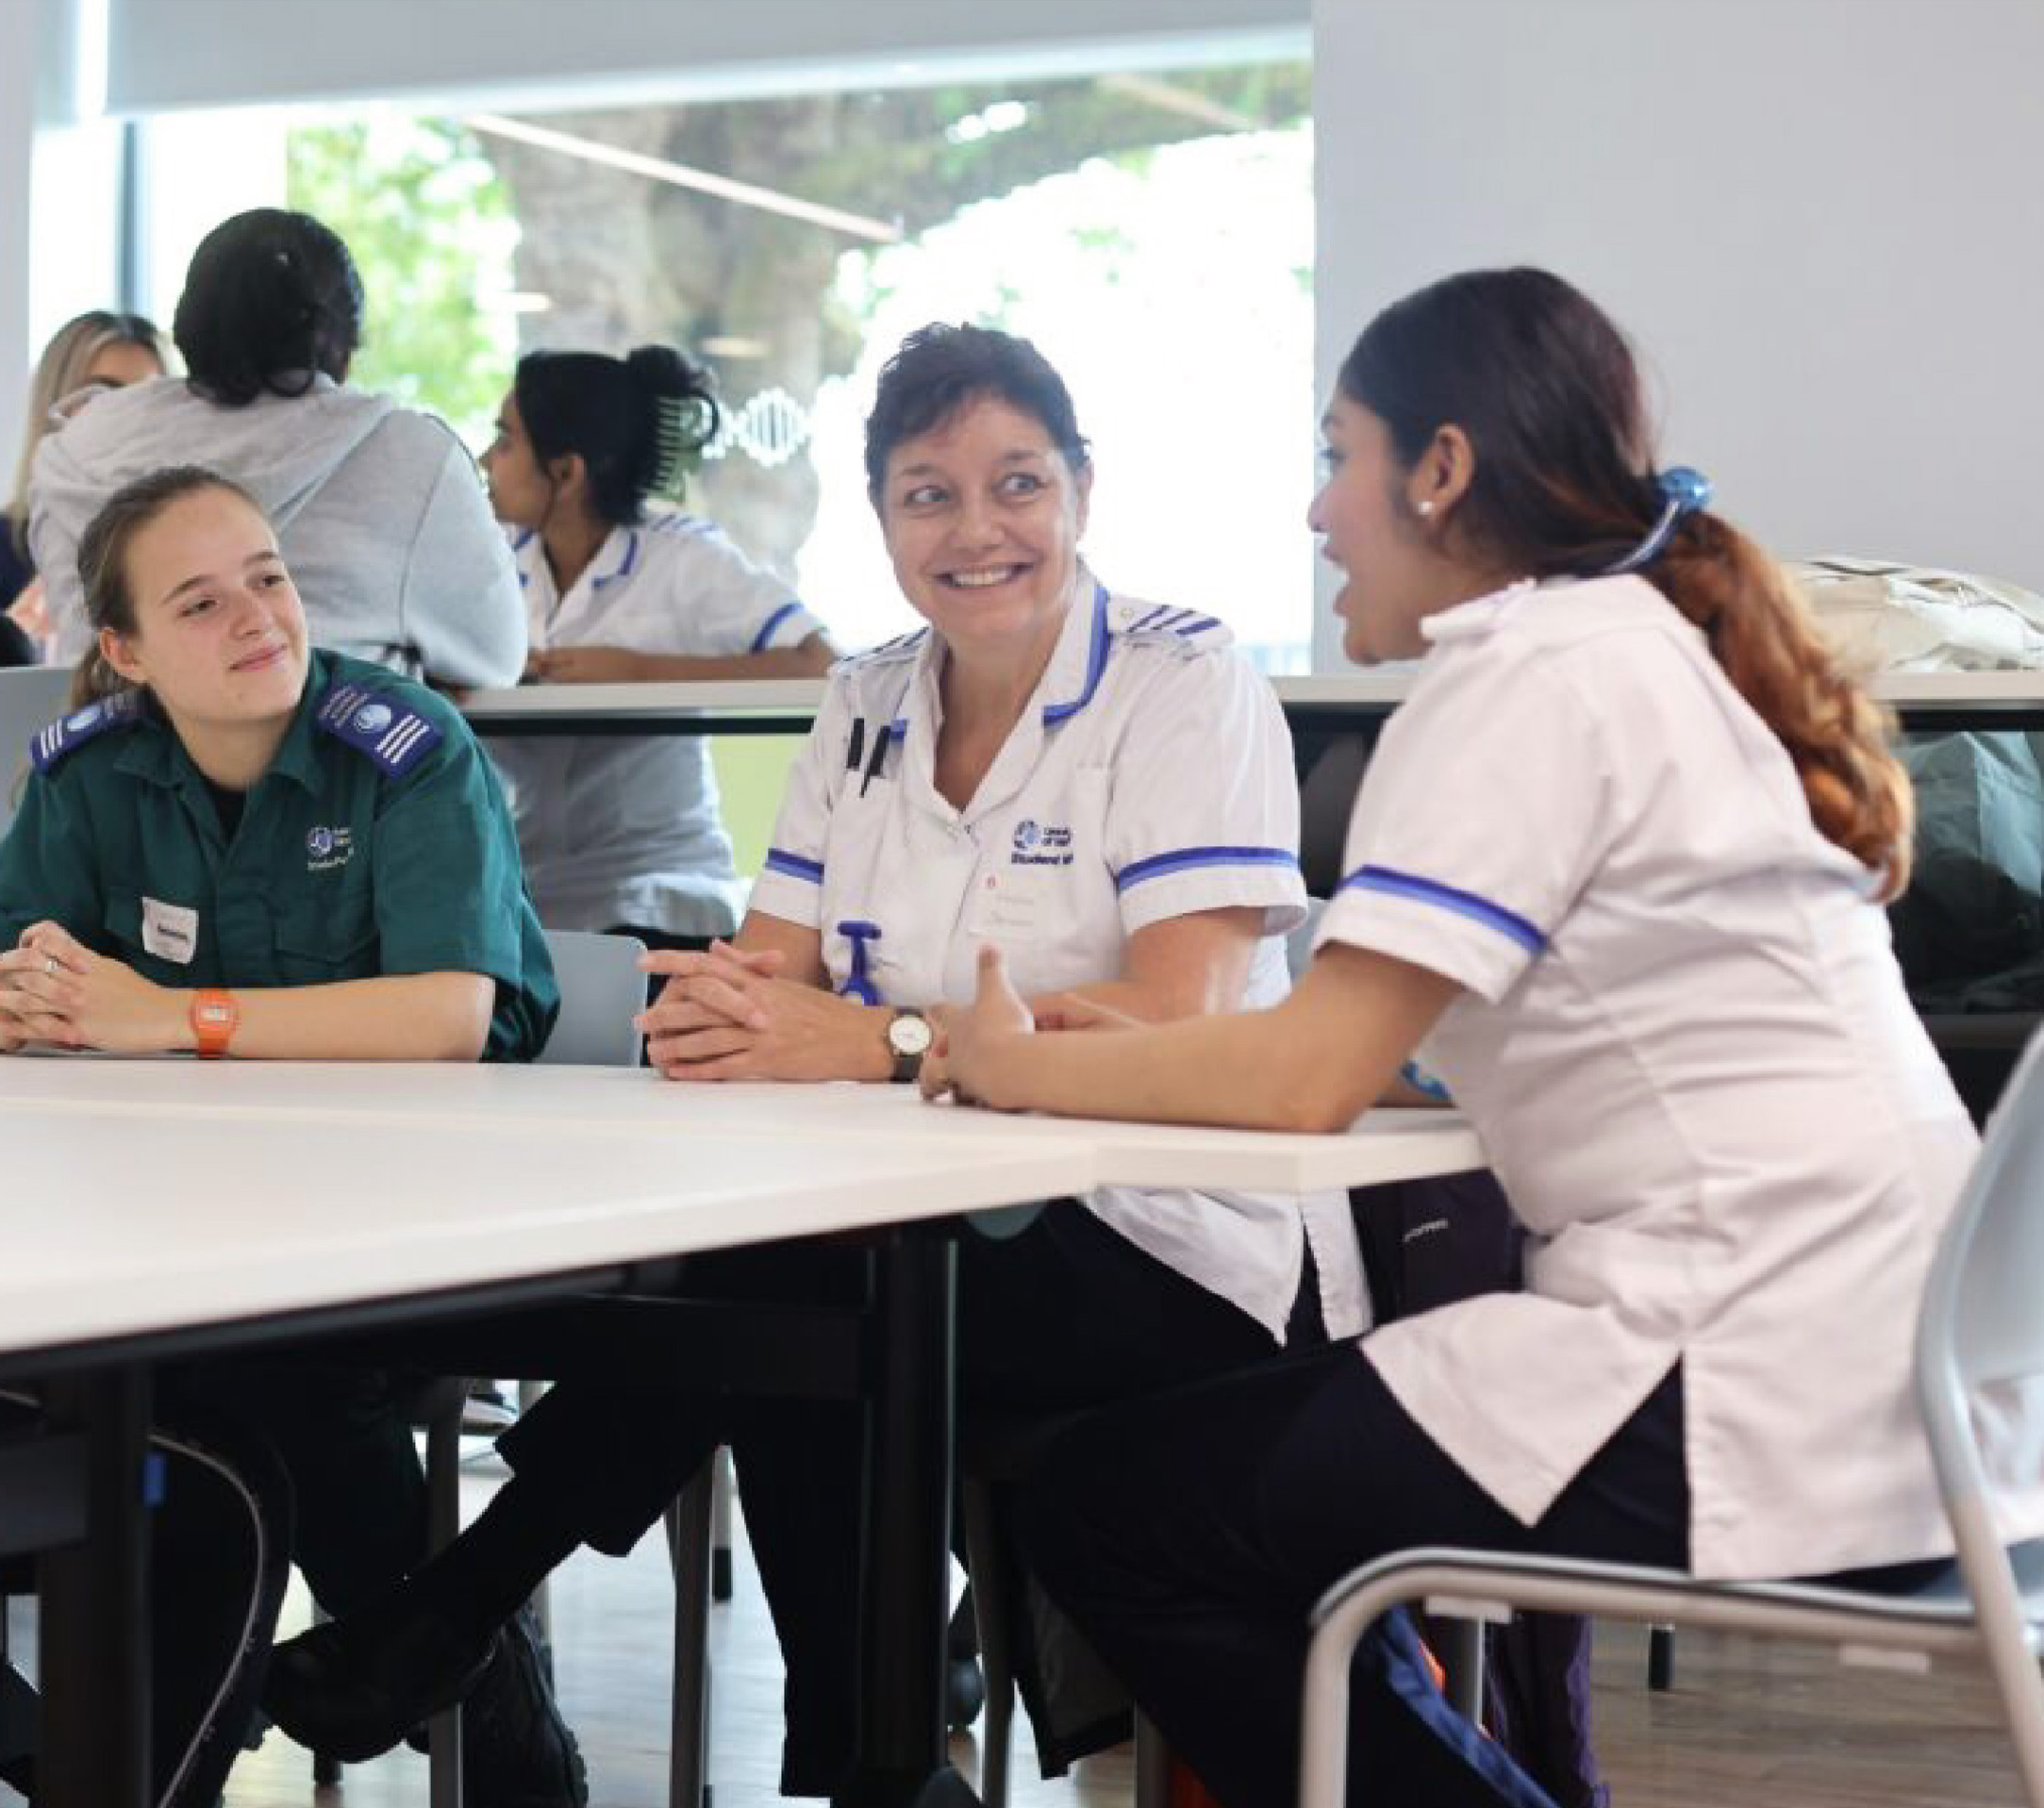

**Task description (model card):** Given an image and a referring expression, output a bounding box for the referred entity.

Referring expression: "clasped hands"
[639,938,1122,1108]
[0,922,181,1054]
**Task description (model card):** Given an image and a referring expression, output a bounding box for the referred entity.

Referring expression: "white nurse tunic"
[1318,572,2044,1579]
[749,570,1368,1344]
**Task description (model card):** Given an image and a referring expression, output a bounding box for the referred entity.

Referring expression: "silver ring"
[43,955,57,977]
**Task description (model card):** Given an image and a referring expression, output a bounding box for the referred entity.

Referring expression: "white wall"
[1311,0,2044,667]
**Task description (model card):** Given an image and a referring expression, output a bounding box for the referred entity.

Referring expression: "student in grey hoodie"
[29,207,524,688]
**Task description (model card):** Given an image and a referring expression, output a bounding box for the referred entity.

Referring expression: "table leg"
[36,1366,153,1808]
[839,1231,976,1808]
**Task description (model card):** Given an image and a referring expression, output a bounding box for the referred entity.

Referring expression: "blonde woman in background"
[2,308,169,657]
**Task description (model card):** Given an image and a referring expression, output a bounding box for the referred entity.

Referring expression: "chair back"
[537,929,646,1067]
[1915,1025,2044,1775]
[0,665,73,841]
[1297,735,1371,900]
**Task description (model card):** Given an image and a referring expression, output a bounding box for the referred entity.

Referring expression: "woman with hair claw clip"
[935,267,2040,1808]
[480,344,835,958]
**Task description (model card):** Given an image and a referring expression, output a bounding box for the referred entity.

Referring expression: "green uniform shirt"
[0,649,558,1058]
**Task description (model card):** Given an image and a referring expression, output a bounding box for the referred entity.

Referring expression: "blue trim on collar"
[1338,864,1545,954]
[1114,845,1299,892]
[1041,581,1112,726]
[590,528,640,590]
[750,600,804,653]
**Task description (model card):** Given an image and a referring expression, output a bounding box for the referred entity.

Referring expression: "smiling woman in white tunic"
[938,267,2043,1808]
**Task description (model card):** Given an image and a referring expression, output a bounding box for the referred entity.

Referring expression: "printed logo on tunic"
[352,703,395,736]
[1010,820,1073,868]
[306,824,355,873]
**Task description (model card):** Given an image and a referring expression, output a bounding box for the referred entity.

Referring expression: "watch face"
[889,1012,934,1056]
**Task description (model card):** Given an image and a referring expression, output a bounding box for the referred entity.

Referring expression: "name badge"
[141,897,199,966]
[964,868,1050,943]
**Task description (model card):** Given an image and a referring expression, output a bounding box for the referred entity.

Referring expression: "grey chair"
[1298,1029,2044,1808]
[0,664,73,841]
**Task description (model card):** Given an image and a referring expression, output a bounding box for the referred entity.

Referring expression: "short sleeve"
[0,772,102,953]
[746,673,851,929]
[1314,646,1613,1002]
[365,710,558,1057]
[638,527,827,659]
[1105,648,1307,937]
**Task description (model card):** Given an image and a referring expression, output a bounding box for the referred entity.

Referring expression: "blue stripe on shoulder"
[1337,864,1545,954]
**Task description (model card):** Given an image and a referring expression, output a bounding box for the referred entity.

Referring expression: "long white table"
[459,670,2044,739]
[0,1060,1482,1808]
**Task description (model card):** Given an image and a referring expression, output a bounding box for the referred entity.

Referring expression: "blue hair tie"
[1604,465,1713,574]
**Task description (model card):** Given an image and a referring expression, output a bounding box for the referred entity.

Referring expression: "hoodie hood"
[31,373,398,532]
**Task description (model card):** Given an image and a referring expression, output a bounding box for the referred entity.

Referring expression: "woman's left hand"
[924,946,1036,1107]
[0,922,185,1053]
[640,942,887,1082]
[526,646,652,685]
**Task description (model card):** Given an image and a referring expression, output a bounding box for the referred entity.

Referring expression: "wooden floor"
[3,1447,2029,1807]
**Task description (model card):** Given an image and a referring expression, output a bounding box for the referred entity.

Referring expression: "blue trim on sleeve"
[1337,864,1545,954]
[1041,583,1112,725]
[763,848,824,884]
[1114,845,1300,893]
[750,600,805,653]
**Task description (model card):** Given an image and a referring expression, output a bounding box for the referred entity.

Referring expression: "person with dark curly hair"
[27,208,523,689]
[481,343,833,954]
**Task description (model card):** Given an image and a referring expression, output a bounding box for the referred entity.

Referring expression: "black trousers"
[0,1393,293,1808]
[163,1361,427,1617]
[1021,1352,1692,1808]
[498,1201,1321,1796]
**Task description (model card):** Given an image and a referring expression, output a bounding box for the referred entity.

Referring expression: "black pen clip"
[845,716,866,773]
[858,722,891,798]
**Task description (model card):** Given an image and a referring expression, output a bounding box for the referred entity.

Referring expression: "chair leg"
[1436,1616,1486,1722]
[710,1446,735,1604]
[1134,1709,1172,1808]
[425,1407,464,1808]
[670,1464,716,1808]
[1648,1623,1675,1690]
[519,1381,554,1642]
[960,1477,1015,1808]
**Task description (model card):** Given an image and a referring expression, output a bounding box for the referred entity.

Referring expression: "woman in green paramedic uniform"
[0,464,581,1807]
[0,463,557,1057]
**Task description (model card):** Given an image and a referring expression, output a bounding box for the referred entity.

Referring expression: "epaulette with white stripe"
[642,511,717,540]
[314,680,444,778]
[837,626,929,671]
[1107,596,1236,653]
[28,689,145,774]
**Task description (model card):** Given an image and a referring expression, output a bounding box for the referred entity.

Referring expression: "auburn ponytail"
[1653,515,1913,899]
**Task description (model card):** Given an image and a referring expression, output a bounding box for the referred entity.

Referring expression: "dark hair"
[514,345,720,526]
[173,208,364,406]
[863,323,1088,503]
[71,465,264,705]
[1338,266,1912,899]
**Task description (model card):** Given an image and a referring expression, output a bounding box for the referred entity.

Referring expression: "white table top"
[0,1092,1091,1359]
[459,668,2044,733]
[0,1059,1483,1193]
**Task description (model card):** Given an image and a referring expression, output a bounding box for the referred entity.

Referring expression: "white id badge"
[963,867,1050,942]
[141,897,199,965]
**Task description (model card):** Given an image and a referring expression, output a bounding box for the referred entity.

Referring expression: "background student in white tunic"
[265,323,1364,1797]
[940,268,2040,1808]
[480,345,834,949]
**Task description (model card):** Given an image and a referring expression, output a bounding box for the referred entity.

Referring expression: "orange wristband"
[190,989,239,1059]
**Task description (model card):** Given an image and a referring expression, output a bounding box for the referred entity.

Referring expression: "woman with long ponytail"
[932,268,2028,1808]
